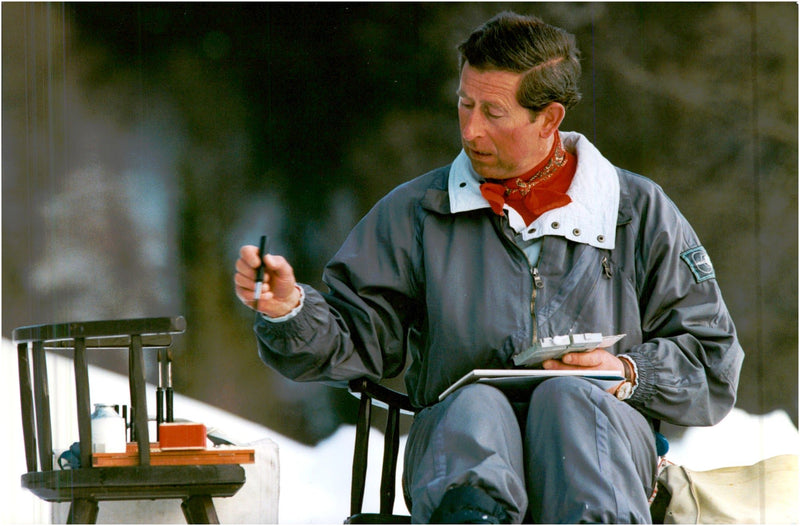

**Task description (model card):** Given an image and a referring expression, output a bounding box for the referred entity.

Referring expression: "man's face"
[457,63,551,180]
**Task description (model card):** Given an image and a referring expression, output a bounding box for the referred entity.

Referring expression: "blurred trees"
[3,3,796,444]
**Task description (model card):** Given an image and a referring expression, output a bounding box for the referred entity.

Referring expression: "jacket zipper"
[502,226,613,352]
[495,217,543,350]
[530,266,543,346]
[602,254,613,279]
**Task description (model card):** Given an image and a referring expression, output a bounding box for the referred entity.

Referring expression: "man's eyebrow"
[455,90,507,113]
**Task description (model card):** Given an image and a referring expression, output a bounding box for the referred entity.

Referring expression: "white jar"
[91,404,127,453]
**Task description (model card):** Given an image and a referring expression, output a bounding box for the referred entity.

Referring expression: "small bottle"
[91,404,127,453]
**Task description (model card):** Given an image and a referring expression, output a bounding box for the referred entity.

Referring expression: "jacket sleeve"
[624,177,744,426]
[254,186,421,386]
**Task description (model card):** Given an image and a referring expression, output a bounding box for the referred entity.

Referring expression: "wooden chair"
[345,378,415,524]
[14,316,246,524]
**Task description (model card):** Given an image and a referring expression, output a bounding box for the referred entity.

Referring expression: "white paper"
[438,368,623,401]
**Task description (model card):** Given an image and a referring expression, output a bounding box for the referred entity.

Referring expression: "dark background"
[3,2,797,444]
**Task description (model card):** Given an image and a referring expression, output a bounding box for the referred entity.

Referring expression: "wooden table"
[14,317,247,523]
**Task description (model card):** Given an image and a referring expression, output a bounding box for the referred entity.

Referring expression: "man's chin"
[468,160,510,180]
[466,154,492,174]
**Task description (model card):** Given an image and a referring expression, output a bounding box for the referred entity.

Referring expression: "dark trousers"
[403,377,657,523]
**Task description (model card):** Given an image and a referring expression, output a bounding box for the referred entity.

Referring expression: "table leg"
[181,495,220,524]
[68,498,99,524]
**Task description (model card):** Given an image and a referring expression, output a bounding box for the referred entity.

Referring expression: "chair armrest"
[348,378,415,414]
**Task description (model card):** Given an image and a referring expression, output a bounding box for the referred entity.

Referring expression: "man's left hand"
[542,348,626,395]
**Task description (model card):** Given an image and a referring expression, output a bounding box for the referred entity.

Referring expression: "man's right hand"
[234,245,301,318]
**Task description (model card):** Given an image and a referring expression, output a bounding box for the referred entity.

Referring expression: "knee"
[444,384,524,452]
[530,376,593,408]
[408,383,519,453]
[449,383,511,413]
[528,377,597,428]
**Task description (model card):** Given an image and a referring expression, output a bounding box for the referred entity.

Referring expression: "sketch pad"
[438,369,623,402]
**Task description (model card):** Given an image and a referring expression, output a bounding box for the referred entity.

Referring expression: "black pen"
[254,235,268,301]
[166,350,174,423]
[156,349,164,439]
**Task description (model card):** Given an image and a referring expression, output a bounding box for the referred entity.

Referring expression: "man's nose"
[460,110,484,142]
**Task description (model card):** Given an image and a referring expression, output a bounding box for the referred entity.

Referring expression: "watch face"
[616,382,633,400]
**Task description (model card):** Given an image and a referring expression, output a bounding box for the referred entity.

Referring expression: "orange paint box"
[159,422,207,450]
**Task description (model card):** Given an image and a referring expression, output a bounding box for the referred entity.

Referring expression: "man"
[234,12,743,523]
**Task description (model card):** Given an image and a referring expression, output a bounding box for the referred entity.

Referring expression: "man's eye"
[458,99,474,109]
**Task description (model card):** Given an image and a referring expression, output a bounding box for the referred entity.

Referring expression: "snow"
[3,337,797,524]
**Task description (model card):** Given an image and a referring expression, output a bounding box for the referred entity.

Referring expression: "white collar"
[447,131,619,250]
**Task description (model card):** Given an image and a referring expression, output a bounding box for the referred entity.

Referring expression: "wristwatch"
[615,356,636,401]
[615,380,634,401]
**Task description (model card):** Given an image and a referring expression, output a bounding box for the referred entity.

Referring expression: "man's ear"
[538,102,566,138]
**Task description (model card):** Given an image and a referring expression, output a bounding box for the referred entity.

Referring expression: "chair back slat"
[31,341,54,471]
[17,342,38,472]
[379,406,401,515]
[350,391,373,516]
[74,336,93,469]
[129,334,151,465]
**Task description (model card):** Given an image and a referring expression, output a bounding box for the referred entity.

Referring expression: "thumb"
[263,254,297,295]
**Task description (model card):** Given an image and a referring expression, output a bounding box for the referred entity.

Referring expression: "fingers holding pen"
[235,244,268,305]
[253,254,301,317]
[234,245,300,316]
[260,253,299,296]
[238,244,265,274]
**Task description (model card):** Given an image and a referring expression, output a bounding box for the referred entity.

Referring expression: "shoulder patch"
[680,246,716,283]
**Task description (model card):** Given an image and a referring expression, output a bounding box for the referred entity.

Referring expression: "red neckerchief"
[479,131,577,225]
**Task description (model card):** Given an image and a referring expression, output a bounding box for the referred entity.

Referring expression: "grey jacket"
[255,132,743,427]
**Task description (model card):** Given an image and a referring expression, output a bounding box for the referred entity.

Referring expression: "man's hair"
[458,12,582,115]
